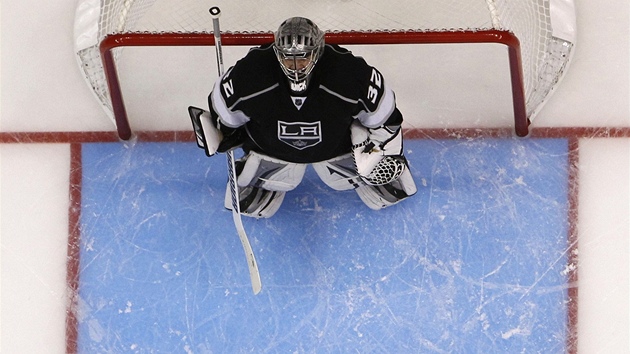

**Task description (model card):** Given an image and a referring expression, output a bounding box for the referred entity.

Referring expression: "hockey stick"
[210,6,262,295]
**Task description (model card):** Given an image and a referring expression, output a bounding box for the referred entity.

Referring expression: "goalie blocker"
[189,106,245,155]
[189,106,417,218]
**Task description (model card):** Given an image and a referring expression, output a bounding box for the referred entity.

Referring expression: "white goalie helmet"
[273,17,325,93]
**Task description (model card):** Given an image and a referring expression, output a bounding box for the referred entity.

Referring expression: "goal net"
[74,0,576,139]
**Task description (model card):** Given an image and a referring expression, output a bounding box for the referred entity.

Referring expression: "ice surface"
[75,138,573,353]
[2,0,628,352]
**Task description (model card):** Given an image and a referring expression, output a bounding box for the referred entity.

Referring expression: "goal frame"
[100,30,527,140]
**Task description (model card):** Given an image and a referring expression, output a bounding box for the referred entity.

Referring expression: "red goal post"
[75,0,576,140]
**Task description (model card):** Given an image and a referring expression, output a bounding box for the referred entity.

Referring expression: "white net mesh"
[103,0,495,34]
[74,0,575,130]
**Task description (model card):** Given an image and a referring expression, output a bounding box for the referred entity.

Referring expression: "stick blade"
[240,227,262,295]
[233,210,262,295]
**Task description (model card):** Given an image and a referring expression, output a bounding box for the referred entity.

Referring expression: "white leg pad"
[224,151,304,218]
[312,153,363,191]
[355,167,417,210]
[238,151,307,192]
[224,185,286,219]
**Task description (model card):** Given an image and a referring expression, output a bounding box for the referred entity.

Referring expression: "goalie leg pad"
[355,167,417,210]
[224,185,286,219]
[237,151,307,192]
[312,153,363,191]
[223,151,305,218]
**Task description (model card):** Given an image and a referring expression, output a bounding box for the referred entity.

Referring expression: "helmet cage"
[273,17,325,89]
[274,48,320,84]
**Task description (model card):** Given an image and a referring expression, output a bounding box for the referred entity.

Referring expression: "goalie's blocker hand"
[188,106,245,156]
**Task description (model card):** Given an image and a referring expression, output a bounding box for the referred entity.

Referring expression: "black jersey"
[209,43,403,164]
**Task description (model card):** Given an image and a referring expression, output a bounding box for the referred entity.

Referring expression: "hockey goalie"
[190,17,417,218]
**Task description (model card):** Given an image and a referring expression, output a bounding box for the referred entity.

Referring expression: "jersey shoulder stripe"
[317,46,398,128]
[318,85,359,104]
[211,78,279,128]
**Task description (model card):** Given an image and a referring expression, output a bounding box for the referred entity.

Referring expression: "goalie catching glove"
[351,120,407,186]
[188,106,244,156]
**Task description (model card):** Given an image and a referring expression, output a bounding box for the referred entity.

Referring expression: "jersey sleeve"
[354,65,402,128]
[209,44,279,130]
[209,66,251,129]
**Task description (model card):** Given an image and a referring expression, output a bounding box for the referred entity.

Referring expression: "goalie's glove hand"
[351,121,406,185]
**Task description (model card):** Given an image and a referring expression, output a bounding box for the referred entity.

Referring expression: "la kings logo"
[277,121,322,150]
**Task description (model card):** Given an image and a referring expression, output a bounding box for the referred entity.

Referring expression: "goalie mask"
[273,17,325,93]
